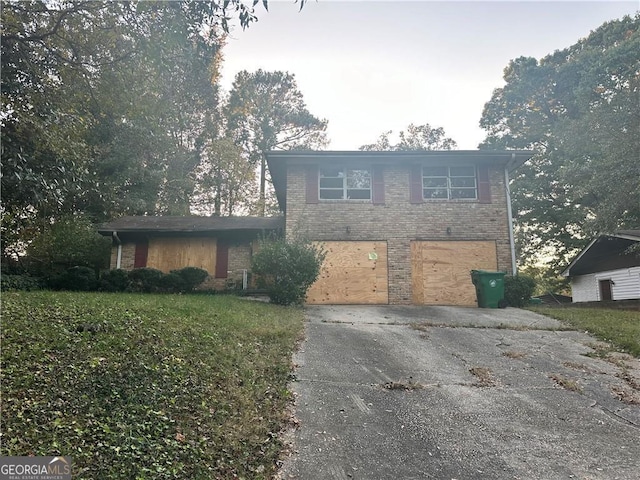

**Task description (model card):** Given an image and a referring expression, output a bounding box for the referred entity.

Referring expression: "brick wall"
[286,164,513,304]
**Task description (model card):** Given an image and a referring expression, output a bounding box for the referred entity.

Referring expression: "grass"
[1,291,305,479]
[530,307,640,357]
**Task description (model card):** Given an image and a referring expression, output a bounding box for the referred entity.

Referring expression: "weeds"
[549,374,582,393]
[469,367,497,387]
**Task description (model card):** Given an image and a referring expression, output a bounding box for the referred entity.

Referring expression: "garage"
[306,241,388,304]
[411,241,497,306]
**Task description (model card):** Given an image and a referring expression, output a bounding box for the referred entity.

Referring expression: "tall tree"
[225,69,328,215]
[1,1,266,261]
[479,14,640,269]
[359,123,457,151]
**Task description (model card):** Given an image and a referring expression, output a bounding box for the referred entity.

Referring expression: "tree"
[479,14,640,270]
[359,123,457,151]
[191,138,255,216]
[1,1,268,261]
[225,70,328,215]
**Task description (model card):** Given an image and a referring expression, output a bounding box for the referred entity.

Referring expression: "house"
[266,150,533,306]
[561,231,640,303]
[97,216,283,290]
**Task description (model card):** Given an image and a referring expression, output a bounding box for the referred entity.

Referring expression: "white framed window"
[423,166,477,200]
[319,167,371,200]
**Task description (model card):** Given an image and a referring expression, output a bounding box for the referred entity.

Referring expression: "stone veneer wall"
[285,164,512,304]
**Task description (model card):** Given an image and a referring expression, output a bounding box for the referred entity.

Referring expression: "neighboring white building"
[562,231,640,303]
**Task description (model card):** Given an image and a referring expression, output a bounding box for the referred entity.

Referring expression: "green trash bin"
[470,270,507,308]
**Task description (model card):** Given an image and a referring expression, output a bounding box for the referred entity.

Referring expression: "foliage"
[50,266,99,292]
[252,236,326,305]
[225,69,328,214]
[98,269,131,293]
[0,274,44,292]
[359,123,457,151]
[191,138,255,216]
[1,291,305,478]
[519,264,571,296]
[25,216,111,276]
[1,1,272,260]
[531,307,640,357]
[480,15,640,268]
[170,267,209,292]
[127,268,166,293]
[504,275,537,307]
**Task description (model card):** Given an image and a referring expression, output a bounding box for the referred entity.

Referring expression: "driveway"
[278,306,640,480]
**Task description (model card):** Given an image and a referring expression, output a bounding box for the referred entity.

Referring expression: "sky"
[219,1,638,150]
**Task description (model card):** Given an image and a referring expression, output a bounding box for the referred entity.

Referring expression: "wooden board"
[306,241,388,304]
[146,237,217,275]
[411,241,497,306]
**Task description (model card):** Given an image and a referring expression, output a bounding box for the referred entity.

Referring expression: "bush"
[504,275,536,307]
[252,237,325,306]
[127,268,165,293]
[99,269,130,292]
[170,267,208,292]
[159,272,187,293]
[0,274,44,291]
[50,266,98,291]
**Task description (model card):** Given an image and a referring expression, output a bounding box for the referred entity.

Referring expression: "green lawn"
[530,306,640,357]
[1,291,305,479]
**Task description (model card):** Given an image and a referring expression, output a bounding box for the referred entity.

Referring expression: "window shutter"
[215,241,229,278]
[477,165,491,203]
[372,165,385,205]
[134,240,148,268]
[305,165,319,204]
[409,165,423,204]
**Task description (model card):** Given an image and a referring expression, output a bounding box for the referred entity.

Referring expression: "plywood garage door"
[306,241,388,304]
[411,241,497,306]
[147,237,217,275]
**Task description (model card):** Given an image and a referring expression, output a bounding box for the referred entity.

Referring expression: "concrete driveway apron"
[278,306,640,480]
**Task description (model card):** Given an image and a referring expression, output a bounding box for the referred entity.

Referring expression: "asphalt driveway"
[278,306,640,480]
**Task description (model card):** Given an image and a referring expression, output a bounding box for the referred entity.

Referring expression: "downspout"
[505,154,517,275]
[113,231,122,269]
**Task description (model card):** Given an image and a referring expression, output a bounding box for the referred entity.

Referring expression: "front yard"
[1,292,305,479]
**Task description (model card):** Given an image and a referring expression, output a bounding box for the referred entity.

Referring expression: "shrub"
[170,267,209,292]
[99,269,130,292]
[504,275,537,307]
[252,237,326,306]
[127,268,165,293]
[0,274,44,291]
[159,272,187,293]
[50,266,98,291]
[26,215,111,276]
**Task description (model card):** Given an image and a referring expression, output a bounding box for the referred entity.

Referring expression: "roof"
[562,231,640,277]
[98,216,285,234]
[266,149,535,212]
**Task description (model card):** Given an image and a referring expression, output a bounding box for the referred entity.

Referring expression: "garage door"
[306,241,388,304]
[411,241,497,306]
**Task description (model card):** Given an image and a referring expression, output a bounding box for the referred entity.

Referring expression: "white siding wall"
[571,267,640,302]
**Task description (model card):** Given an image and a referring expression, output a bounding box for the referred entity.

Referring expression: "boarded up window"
[134,241,148,268]
[146,237,216,275]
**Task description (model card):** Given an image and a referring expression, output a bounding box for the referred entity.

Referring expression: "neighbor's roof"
[98,216,284,234]
[561,230,640,277]
[266,150,535,212]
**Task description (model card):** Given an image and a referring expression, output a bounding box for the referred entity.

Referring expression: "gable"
[563,234,640,277]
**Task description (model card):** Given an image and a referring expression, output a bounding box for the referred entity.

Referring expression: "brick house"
[97,216,283,290]
[266,150,533,305]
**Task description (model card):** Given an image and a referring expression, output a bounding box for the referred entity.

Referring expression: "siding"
[571,267,640,302]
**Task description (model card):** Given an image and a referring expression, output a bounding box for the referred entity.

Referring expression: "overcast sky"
[219,1,638,150]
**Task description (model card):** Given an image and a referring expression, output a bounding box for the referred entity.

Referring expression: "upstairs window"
[423,166,477,200]
[319,167,371,200]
